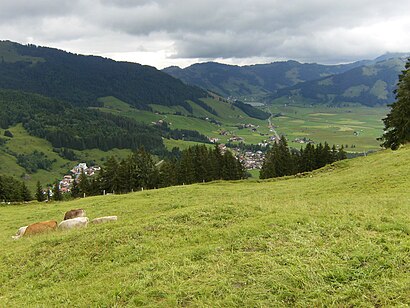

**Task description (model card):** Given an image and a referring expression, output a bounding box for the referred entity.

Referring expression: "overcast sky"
[1,0,410,69]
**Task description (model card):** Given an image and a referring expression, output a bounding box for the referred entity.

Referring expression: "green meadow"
[268,100,388,152]
[1,146,409,306]
[98,96,388,152]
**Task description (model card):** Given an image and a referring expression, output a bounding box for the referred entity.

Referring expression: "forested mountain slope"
[0,40,207,110]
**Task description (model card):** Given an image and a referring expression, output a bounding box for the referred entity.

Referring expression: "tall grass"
[0,146,409,306]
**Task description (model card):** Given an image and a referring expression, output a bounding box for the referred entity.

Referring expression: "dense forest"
[0,41,208,110]
[0,89,210,154]
[0,174,31,202]
[233,100,270,120]
[260,137,346,179]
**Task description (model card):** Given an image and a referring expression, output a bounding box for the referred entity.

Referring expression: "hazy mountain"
[162,59,368,99]
[273,57,408,106]
[163,54,409,106]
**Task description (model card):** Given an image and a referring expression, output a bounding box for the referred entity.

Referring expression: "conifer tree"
[380,58,410,149]
[337,145,347,160]
[35,180,45,202]
[132,147,159,189]
[159,159,178,187]
[71,179,80,198]
[21,182,32,202]
[78,171,90,197]
[53,180,62,201]
[100,156,120,193]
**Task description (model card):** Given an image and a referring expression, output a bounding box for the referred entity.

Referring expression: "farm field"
[1,146,409,306]
[98,96,388,152]
[268,101,388,152]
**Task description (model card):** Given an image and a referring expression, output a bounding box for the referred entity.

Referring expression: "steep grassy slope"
[1,146,409,306]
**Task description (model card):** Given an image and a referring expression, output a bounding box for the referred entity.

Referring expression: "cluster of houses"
[237,123,259,131]
[237,150,265,170]
[228,136,244,142]
[293,137,315,144]
[58,163,101,193]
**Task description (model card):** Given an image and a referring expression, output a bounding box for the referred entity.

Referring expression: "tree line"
[0,174,31,203]
[42,146,245,199]
[260,137,346,179]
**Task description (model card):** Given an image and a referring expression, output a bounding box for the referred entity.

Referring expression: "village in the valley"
[54,120,315,193]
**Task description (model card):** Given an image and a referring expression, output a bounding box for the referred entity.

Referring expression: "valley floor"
[0,146,409,307]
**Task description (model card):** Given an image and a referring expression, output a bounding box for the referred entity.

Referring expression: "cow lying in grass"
[58,217,89,230]
[64,209,86,220]
[91,216,118,224]
[11,225,28,240]
[12,214,117,239]
[12,220,58,239]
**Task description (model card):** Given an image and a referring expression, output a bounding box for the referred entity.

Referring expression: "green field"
[98,96,387,152]
[268,100,388,152]
[1,146,409,306]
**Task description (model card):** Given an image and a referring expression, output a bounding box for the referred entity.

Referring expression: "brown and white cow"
[58,217,89,230]
[64,208,86,220]
[24,220,58,236]
[91,216,118,224]
[11,225,28,240]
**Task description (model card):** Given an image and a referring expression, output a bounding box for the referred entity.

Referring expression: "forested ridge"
[0,89,210,153]
[0,41,207,109]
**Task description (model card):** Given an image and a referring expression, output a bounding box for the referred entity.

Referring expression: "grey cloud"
[0,0,409,65]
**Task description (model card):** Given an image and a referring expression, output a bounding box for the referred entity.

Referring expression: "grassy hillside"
[0,124,132,190]
[97,96,272,144]
[1,146,409,306]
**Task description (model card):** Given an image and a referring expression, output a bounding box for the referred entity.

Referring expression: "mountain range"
[163,53,409,106]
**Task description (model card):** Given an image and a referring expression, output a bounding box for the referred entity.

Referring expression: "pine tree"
[78,171,90,197]
[35,180,45,202]
[21,182,32,202]
[132,147,159,189]
[300,143,316,172]
[260,142,279,179]
[209,145,223,180]
[337,145,347,160]
[71,179,80,198]
[380,58,410,149]
[159,159,178,187]
[100,156,120,193]
[53,180,62,201]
